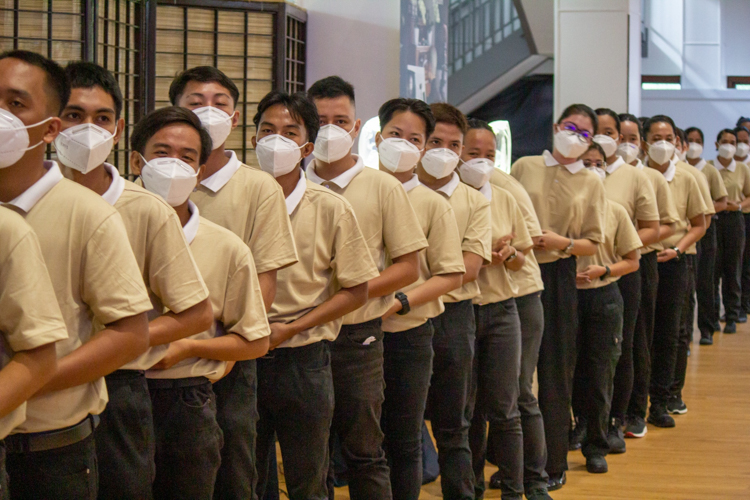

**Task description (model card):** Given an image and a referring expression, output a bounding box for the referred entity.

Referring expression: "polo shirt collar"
[102,163,125,206]
[286,170,307,215]
[542,150,585,174]
[307,154,365,189]
[663,160,677,182]
[436,172,460,197]
[7,161,63,213]
[401,174,421,193]
[634,158,644,170]
[694,159,706,171]
[200,150,241,193]
[183,201,200,244]
[479,182,492,201]
[716,158,737,172]
[606,155,625,175]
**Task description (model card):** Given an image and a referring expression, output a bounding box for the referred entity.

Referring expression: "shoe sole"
[608,445,626,454]
[647,419,675,428]
[624,427,647,438]
[669,407,688,415]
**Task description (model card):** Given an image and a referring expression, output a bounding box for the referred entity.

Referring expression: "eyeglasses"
[583,160,604,169]
[559,122,593,141]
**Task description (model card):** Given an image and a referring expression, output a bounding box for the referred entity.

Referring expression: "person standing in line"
[376,98,466,500]
[511,104,607,491]
[307,76,427,500]
[684,127,727,346]
[0,50,152,499]
[733,122,750,320]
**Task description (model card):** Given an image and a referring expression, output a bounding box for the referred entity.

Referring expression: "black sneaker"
[724,321,737,334]
[648,406,676,428]
[488,470,502,489]
[607,418,626,454]
[525,487,554,500]
[713,320,721,332]
[699,336,713,345]
[568,417,586,451]
[586,455,608,474]
[668,397,688,414]
[739,311,748,323]
[624,415,648,438]
[546,471,566,492]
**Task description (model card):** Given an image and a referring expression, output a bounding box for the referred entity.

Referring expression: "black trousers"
[0,441,6,500]
[696,221,718,339]
[610,269,641,422]
[212,359,259,500]
[650,258,689,409]
[741,212,750,312]
[572,283,624,457]
[628,251,659,420]
[715,211,746,323]
[95,370,154,500]
[537,257,578,476]
[7,431,98,500]
[672,254,697,400]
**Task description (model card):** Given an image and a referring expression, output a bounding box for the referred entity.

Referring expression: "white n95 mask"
[140,155,198,206]
[586,166,606,180]
[718,143,737,160]
[54,123,116,174]
[646,140,675,166]
[617,142,640,164]
[378,137,422,173]
[458,158,494,189]
[421,148,460,179]
[593,135,618,158]
[553,130,589,159]
[736,142,750,159]
[255,134,305,177]
[314,123,355,163]
[0,108,52,169]
[686,142,703,160]
[193,106,232,150]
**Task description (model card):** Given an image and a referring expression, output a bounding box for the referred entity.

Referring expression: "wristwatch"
[395,292,411,315]
[600,265,611,281]
[505,246,518,263]
[564,238,575,254]
[671,246,682,260]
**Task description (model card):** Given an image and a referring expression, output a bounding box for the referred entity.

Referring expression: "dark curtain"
[469,74,554,162]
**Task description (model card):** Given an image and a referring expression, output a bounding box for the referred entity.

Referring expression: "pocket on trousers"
[180,385,214,410]
[303,345,332,373]
[344,326,384,348]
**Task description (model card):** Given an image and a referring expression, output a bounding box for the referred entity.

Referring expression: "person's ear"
[251,135,257,149]
[42,117,61,144]
[197,163,206,182]
[300,141,315,159]
[553,123,559,135]
[618,132,624,144]
[231,110,240,129]
[130,150,143,175]
[113,117,125,146]
[352,118,362,139]
[375,131,383,147]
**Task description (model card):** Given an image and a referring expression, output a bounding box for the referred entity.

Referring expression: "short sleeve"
[695,169,714,214]
[223,247,271,342]
[685,175,709,221]
[81,213,152,325]
[381,185,428,259]
[580,178,607,244]
[511,201,534,252]
[741,163,750,198]
[614,209,643,257]
[247,179,299,274]
[462,196,493,263]
[656,176,680,224]
[709,168,728,200]
[426,206,465,276]
[332,207,381,288]
[634,173,660,222]
[148,212,209,313]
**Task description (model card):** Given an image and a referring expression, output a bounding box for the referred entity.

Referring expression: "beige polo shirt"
[657,162,708,253]
[714,159,750,204]
[382,178,466,333]
[190,150,298,274]
[490,169,544,297]
[270,176,380,345]
[693,160,729,202]
[7,162,151,433]
[577,200,642,289]
[603,157,659,227]
[99,164,209,370]
[148,204,270,380]
[676,159,714,215]
[307,155,428,324]
[636,160,680,254]
[474,184,533,304]
[511,152,607,264]
[0,207,68,439]
[428,173,492,303]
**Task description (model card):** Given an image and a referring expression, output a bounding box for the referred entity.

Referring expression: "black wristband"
[672,246,682,260]
[395,292,411,315]
[600,265,611,281]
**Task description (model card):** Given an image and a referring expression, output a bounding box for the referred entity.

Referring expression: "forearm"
[0,344,57,418]
[636,221,660,247]
[658,223,675,242]
[676,226,706,253]
[714,198,727,213]
[462,252,485,285]
[740,197,750,211]
[186,333,269,362]
[148,298,213,346]
[39,313,149,394]
[610,257,639,278]
[504,248,526,271]
[368,252,419,298]
[403,273,463,309]
[570,239,598,256]
[258,270,277,312]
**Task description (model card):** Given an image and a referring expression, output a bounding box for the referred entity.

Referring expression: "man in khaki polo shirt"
[171,66,298,497]
[307,77,427,499]
[0,207,68,498]
[466,119,551,496]
[250,90,379,500]
[376,98,465,498]
[0,50,152,499]
[416,103,492,499]
[57,61,212,500]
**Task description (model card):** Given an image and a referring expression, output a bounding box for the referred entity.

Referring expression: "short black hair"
[430,102,466,136]
[378,98,436,139]
[557,104,598,133]
[675,127,686,145]
[684,126,704,143]
[736,116,750,128]
[0,50,69,115]
[585,142,606,160]
[619,113,643,138]
[308,76,355,105]
[717,128,738,142]
[253,90,320,143]
[595,108,621,133]
[131,106,212,164]
[734,126,750,139]
[643,115,676,137]
[169,66,240,108]
[466,118,496,146]
[64,61,123,119]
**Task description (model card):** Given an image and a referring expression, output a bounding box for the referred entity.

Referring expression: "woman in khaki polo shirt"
[733,124,750,319]
[511,104,607,491]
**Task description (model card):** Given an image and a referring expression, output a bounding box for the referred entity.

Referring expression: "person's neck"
[311,152,357,181]
[687,156,700,166]
[202,145,231,179]
[648,158,670,174]
[379,164,414,184]
[734,155,745,163]
[0,153,47,203]
[416,163,452,191]
[70,164,112,196]
[276,166,301,198]
[606,154,618,165]
[718,155,732,167]
[175,200,191,227]
[551,149,578,165]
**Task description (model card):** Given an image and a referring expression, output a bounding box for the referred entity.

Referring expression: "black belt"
[106,369,145,380]
[5,414,99,454]
[146,376,208,389]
